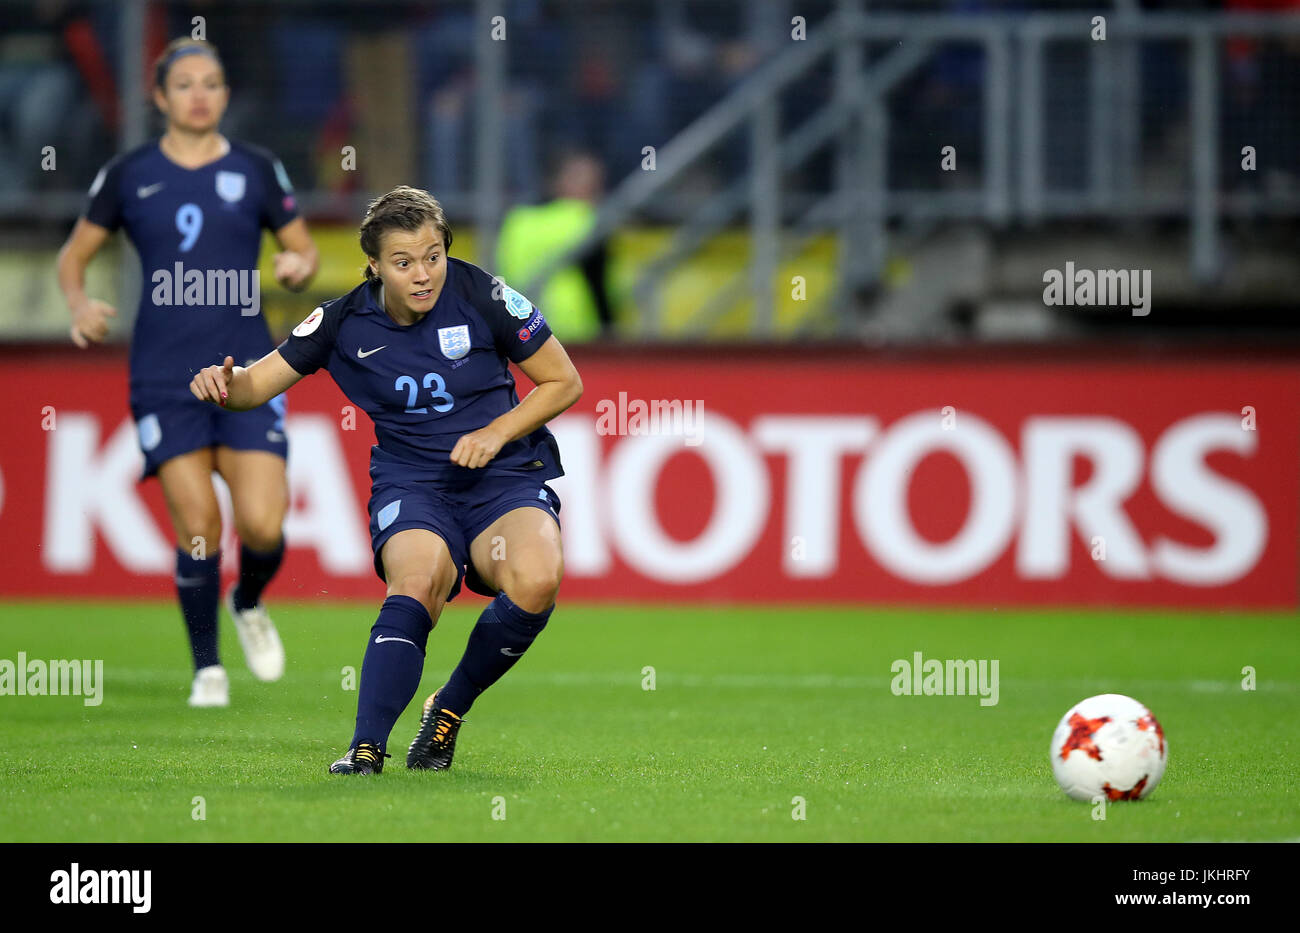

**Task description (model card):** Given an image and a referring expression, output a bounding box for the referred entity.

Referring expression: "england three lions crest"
[438,325,471,360]
[216,171,246,203]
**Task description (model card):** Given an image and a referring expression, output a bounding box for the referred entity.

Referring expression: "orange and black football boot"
[406,687,464,771]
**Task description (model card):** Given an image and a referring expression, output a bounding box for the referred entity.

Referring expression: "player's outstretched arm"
[191,348,304,410]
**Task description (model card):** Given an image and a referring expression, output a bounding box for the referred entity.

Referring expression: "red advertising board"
[0,347,1295,607]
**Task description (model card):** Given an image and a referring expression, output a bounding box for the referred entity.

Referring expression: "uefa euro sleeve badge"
[501,285,533,319]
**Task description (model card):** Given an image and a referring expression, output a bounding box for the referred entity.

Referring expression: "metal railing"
[525,7,1300,337]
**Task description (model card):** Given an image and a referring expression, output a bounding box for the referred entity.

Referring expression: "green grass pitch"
[0,600,1296,842]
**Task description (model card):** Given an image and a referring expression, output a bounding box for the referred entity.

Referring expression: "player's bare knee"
[504,566,561,614]
[236,517,283,552]
[177,515,221,553]
[389,572,437,617]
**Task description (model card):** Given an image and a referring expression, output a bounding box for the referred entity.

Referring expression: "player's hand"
[450,424,510,469]
[191,355,235,407]
[273,251,313,291]
[69,298,117,348]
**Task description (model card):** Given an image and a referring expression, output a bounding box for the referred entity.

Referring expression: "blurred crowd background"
[2,0,1300,343]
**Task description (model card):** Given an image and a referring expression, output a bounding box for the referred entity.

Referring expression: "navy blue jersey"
[83,139,299,401]
[277,257,562,483]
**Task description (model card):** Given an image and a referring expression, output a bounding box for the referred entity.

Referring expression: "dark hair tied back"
[359,186,453,282]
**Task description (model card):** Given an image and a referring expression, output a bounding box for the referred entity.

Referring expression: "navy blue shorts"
[367,468,562,602]
[131,393,288,479]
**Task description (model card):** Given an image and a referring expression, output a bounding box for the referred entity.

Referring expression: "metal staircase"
[525,5,1300,341]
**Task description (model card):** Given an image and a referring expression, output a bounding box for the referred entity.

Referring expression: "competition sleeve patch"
[467,265,551,362]
[278,303,336,374]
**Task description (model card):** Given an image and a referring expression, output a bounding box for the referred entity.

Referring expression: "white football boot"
[225,586,285,682]
[188,665,229,707]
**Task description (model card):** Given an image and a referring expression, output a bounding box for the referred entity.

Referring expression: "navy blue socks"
[438,592,553,718]
[351,595,434,750]
[347,591,552,749]
[177,540,282,672]
[232,541,284,611]
[176,549,221,671]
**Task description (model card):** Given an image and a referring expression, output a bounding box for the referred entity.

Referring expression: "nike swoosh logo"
[137,182,165,198]
[375,635,417,647]
[357,346,387,359]
[500,648,525,657]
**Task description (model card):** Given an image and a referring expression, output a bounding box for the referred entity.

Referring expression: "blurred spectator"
[554,0,644,176]
[1223,0,1300,193]
[268,8,349,195]
[0,0,102,194]
[417,0,553,203]
[495,148,614,341]
[891,0,999,190]
[624,0,767,192]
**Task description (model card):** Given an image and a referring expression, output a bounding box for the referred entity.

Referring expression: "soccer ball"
[1050,693,1167,802]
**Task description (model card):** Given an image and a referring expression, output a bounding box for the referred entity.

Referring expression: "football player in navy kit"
[56,39,319,707]
[189,186,582,774]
